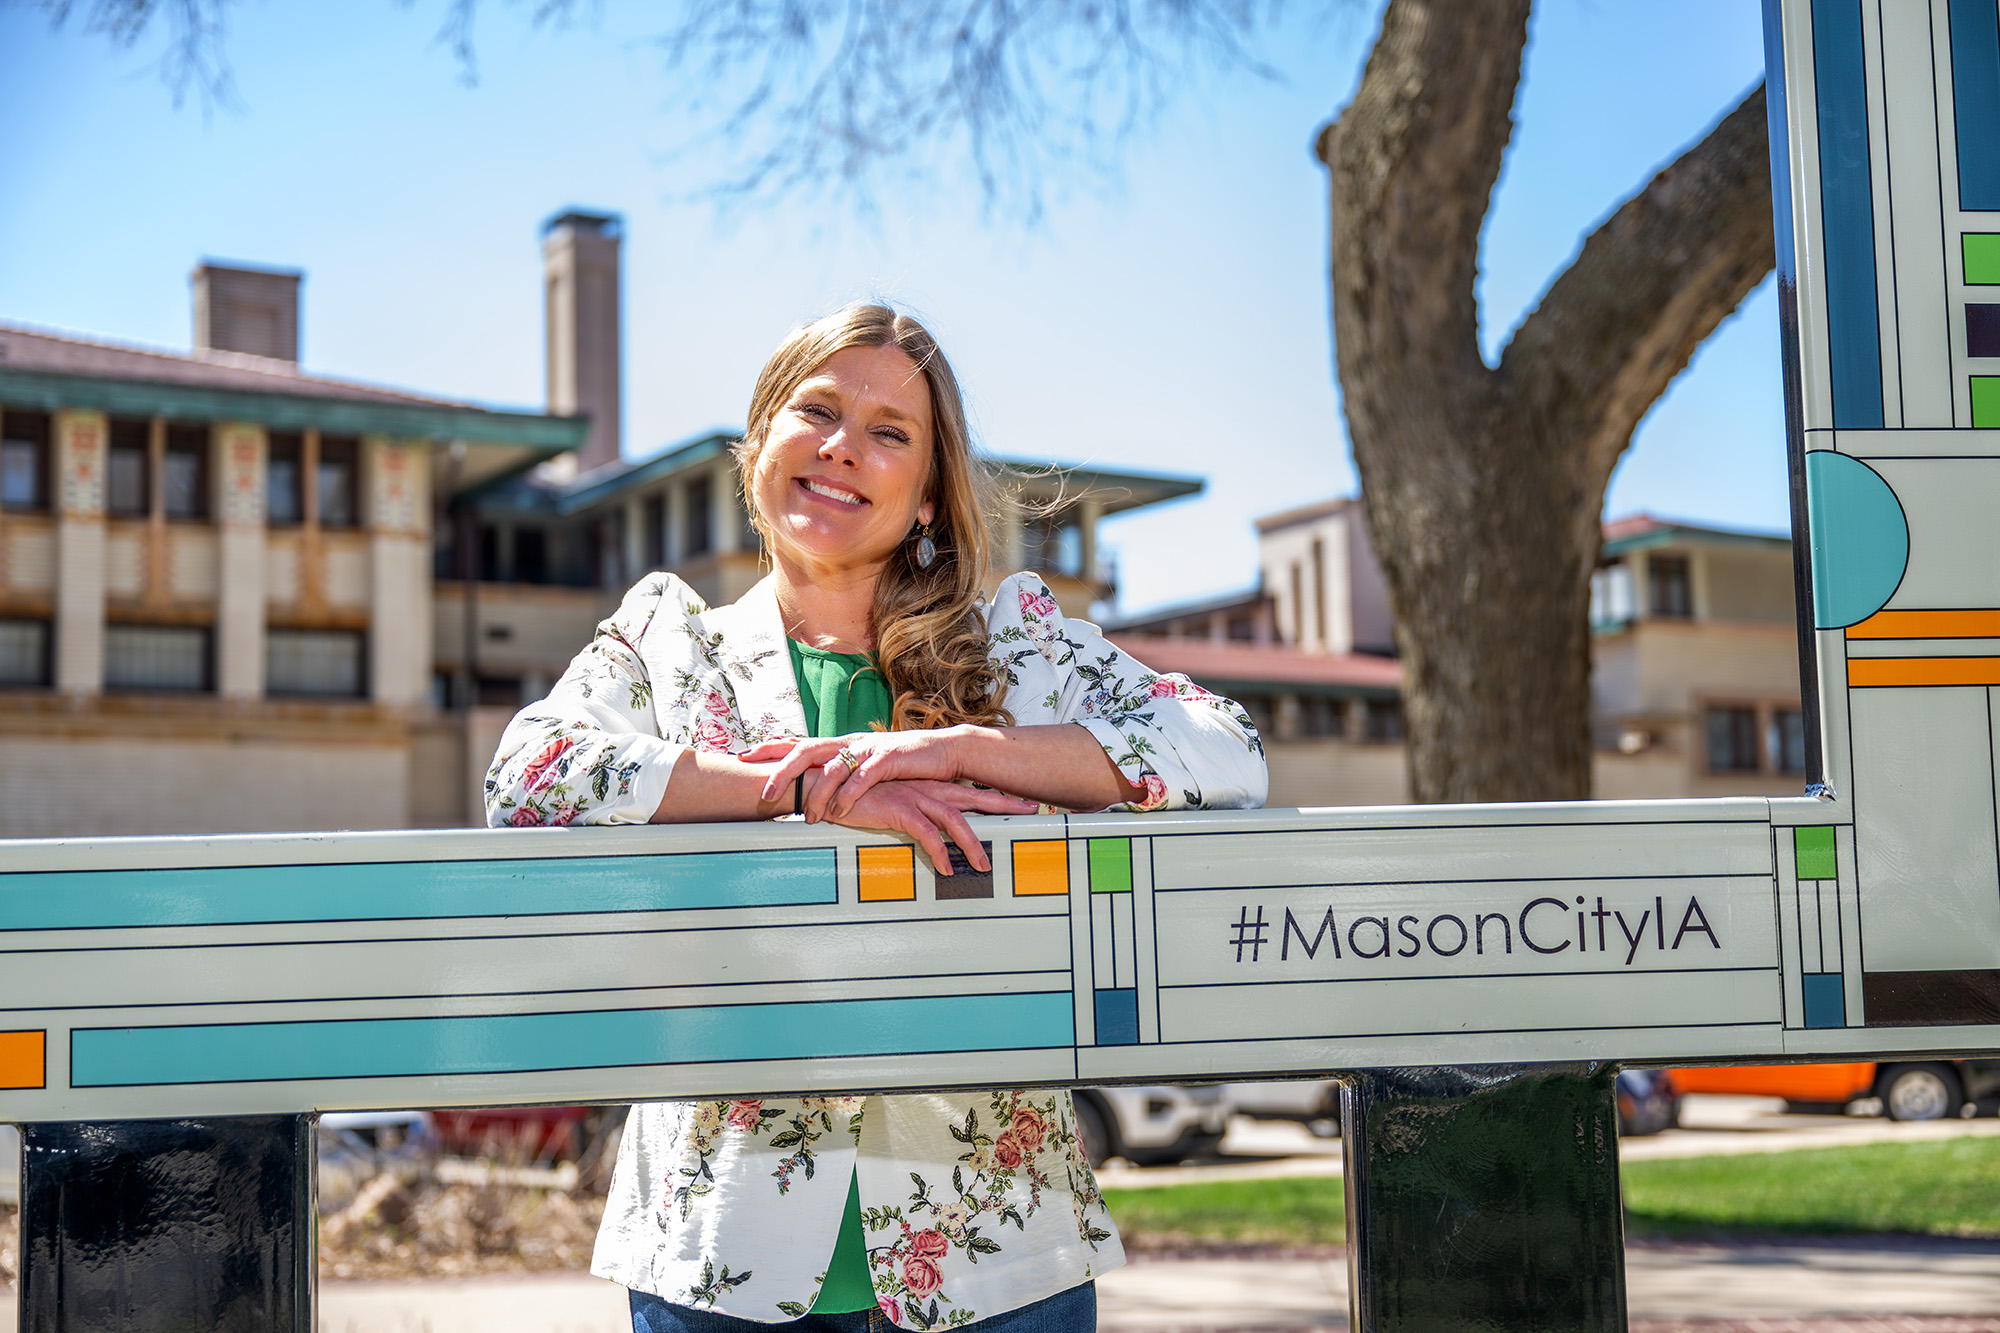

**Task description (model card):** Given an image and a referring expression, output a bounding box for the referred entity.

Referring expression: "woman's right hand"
[820,774,1035,875]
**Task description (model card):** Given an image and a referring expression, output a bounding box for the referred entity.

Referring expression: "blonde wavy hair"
[735,304,1012,731]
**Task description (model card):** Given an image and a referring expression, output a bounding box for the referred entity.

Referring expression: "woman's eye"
[876,427,910,445]
[801,403,834,421]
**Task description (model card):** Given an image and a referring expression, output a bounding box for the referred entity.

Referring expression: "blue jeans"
[629,1282,1095,1332]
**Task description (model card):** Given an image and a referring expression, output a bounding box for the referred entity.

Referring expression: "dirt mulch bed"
[316,1174,602,1279]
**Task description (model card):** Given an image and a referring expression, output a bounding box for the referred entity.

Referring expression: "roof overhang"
[988,456,1203,516]
[554,432,737,515]
[1601,524,1792,559]
[0,367,586,453]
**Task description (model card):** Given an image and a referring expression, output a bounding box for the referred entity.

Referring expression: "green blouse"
[788,639,892,741]
[787,638,889,1315]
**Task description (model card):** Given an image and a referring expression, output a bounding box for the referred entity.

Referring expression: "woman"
[486,304,1266,1331]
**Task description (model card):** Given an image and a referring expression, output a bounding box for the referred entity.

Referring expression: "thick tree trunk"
[1316,0,1775,803]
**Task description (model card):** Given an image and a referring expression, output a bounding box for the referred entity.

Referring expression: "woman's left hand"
[748,727,978,822]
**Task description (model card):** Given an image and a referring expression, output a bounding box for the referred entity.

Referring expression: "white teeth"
[801,479,864,505]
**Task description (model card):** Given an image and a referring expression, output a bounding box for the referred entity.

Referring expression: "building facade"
[1111,502,1808,807]
[0,220,1203,838]
[1588,515,1807,799]
[0,300,582,838]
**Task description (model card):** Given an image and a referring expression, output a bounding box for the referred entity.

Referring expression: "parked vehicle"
[1615,1069,1681,1136]
[1671,1060,2000,1121]
[316,1110,437,1211]
[433,1105,593,1161]
[1219,1079,1341,1136]
[1217,1072,1679,1139]
[1071,1085,1231,1167]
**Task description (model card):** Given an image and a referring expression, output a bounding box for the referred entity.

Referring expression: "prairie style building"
[0,216,1199,838]
[1109,504,1807,806]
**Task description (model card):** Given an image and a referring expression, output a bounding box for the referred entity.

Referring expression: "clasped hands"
[745,725,1034,876]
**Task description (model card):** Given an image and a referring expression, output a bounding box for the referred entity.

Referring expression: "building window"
[515,527,548,584]
[0,619,51,687]
[1590,562,1635,628]
[318,435,359,527]
[479,524,502,581]
[162,424,209,519]
[267,628,365,697]
[1649,554,1692,618]
[644,493,667,568]
[1238,694,1275,740]
[1365,699,1405,742]
[1706,705,1760,772]
[597,511,625,588]
[686,475,713,557]
[1056,522,1082,576]
[1300,696,1344,738]
[1770,708,1808,775]
[1022,514,1082,577]
[477,674,524,707]
[106,418,150,517]
[267,431,304,524]
[105,624,212,692]
[1,408,51,512]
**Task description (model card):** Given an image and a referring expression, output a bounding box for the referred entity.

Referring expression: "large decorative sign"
[4,0,2000,1130]
[0,795,1959,1122]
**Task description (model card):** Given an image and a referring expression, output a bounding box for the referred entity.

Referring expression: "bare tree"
[47,0,1777,803]
[1320,0,1774,801]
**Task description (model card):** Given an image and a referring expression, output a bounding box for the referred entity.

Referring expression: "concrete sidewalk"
[1095,1237,2000,1330]
[8,1235,2000,1333]
[311,1237,2000,1332]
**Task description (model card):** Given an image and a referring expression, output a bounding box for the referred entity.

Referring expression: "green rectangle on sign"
[1087,838,1132,893]
[1966,233,2000,284]
[1973,377,2000,427]
[1795,826,1838,881]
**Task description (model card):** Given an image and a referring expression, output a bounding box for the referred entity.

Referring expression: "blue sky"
[0,0,1782,615]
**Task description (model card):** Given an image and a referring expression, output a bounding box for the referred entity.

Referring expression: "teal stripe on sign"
[1813,0,1885,428]
[0,848,836,930]
[70,992,1076,1087]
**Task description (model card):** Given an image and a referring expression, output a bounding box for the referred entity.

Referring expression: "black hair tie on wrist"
[794,773,804,817]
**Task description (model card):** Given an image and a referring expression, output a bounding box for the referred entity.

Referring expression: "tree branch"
[1501,85,1774,496]
[35,0,237,107]
[1316,0,1532,436]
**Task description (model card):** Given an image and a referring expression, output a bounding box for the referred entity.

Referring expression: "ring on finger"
[832,747,862,775]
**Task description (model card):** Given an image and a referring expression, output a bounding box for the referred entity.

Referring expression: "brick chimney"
[191,262,302,362]
[541,211,623,474]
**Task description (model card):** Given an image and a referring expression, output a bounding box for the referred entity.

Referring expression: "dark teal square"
[1803,973,1847,1029]
[1093,988,1139,1046]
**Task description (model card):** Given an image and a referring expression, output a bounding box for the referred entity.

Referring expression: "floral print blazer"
[485,570,1267,1326]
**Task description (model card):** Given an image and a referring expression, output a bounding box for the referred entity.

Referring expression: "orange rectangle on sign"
[0,1030,46,1090]
[1848,609,2000,639]
[857,845,916,902]
[1849,656,2000,687]
[1012,840,1070,896]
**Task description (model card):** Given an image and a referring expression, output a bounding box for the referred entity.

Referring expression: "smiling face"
[750,342,938,580]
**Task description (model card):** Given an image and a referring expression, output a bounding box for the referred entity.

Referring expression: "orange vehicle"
[1672,1060,2000,1121]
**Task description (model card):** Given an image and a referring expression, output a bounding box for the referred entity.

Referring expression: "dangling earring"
[914,521,938,570]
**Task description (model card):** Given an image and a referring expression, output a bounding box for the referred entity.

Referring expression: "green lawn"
[1100,1137,2000,1247]
[1622,1136,2000,1238]
[1101,1175,1346,1246]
